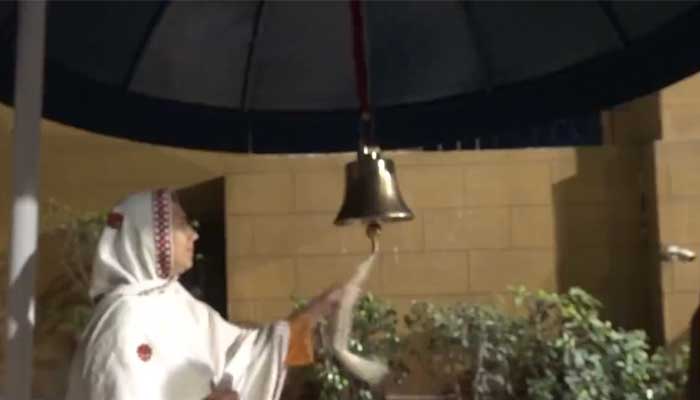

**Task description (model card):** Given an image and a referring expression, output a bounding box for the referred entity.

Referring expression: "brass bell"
[335,146,414,226]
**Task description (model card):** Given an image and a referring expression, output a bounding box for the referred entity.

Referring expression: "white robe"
[66,190,289,400]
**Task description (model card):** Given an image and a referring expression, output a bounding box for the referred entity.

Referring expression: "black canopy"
[1,1,700,152]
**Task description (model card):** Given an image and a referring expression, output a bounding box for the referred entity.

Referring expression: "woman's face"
[171,201,199,275]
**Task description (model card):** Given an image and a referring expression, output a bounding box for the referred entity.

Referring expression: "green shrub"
[405,287,689,400]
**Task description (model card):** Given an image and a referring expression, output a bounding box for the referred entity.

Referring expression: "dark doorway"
[176,177,228,318]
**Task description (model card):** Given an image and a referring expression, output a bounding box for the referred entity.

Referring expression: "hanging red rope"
[349,0,370,119]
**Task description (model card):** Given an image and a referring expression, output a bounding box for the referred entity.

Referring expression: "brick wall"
[655,141,700,343]
[224,147,651,335]
[0,100,666,396]
[598,72,700,345]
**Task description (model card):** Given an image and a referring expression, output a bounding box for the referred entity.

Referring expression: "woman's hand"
[289,284,344,323]
[206,389,239,400]
[310,284,344,318]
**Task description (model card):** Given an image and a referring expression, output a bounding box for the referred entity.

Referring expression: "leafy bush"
[405,287,689,400]
[35,202,105,340]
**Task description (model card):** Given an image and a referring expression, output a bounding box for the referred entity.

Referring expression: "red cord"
[349,0,370,117]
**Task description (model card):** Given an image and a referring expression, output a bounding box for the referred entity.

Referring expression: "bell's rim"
[333,210,414,226]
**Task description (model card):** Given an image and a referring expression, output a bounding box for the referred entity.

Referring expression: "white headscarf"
[89,189,174,299]
[66,189,290,400]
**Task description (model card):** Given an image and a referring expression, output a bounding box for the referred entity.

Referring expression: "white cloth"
[65,190,289,400]
[331,252,388,386]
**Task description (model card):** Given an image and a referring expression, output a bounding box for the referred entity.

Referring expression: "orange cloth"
[285,312,315,366]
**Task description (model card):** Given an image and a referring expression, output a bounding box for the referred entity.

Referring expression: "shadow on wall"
[0,235,81,399]
[552,94,663,344]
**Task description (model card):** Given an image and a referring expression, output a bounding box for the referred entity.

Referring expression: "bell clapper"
[366,222,381,254]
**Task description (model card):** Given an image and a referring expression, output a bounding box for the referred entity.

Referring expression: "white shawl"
[65,190,289,400]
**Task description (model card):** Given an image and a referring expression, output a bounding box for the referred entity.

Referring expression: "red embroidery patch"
[137,344,152,361]
[107,212,123,229]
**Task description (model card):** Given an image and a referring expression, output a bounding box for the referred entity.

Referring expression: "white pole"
[5,2,46,400]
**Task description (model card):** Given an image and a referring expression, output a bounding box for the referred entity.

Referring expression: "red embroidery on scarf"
[152,189,172,279]
[137,344,152,361]
[106,212,123,229]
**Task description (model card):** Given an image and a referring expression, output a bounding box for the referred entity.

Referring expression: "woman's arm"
[200,283,342,398]
[285,285,343,366]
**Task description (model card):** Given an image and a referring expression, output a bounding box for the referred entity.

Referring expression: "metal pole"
[5,2,46,400]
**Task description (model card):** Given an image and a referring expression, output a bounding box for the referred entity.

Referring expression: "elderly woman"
[66,189,341,400]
